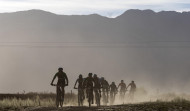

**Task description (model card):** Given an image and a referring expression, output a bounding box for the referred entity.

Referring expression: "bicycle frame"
[52,84,64,108]
[94,88,101,107]
[74,87,84,106]
[86,87,93,107]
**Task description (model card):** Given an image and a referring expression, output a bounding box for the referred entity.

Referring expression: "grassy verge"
[0,92,77,109]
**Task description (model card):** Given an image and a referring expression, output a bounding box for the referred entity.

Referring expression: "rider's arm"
[126,83,131,90]
[64,72,69,85]
[83,78,88,88]
[51,73,57,85]
[117,83,120,89]
[74,79,78,89]
[115,85,118,92]
[93,79,96,87]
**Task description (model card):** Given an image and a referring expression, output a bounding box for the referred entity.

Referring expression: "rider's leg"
[78,89,80,106]
[106,89,109,103]
[91,88,94,104]
[94,89,97,104]
[61,86,65,102]
[86,89,89,98]
[82,89,85,100]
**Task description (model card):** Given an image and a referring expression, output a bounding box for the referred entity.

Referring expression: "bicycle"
[74,87,84,106]
[102,91,107,105]
[86,87,93,107]
[52,84,67,108]
[110,91,116,105]
[94,88,101,106]
[119,89,127,104]
[102,88,109,106]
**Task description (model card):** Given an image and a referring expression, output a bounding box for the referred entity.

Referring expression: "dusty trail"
[22,102,190,111]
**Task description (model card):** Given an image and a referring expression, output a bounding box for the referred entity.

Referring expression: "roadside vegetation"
[0,92,77,110]
[0,92,190,111]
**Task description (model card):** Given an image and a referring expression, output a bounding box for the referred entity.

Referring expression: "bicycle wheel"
[95,89,100,106]
[60,86,65,107]
[56,96,59,108]
[56,86,60,108]
[78,91,81,106]
[87,88,93,107]
[96,93,100,106]
[110,92,114,105]
[80,89,84,106]
[102,93,107,105]
[60,94,63,107]
[88,93,91,107]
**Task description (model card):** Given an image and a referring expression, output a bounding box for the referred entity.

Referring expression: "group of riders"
[51,67,136,107]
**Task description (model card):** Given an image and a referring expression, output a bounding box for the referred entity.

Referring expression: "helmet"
[121,80,124,82]
[79,74,82,78]
[132,80,134,83]
[88,73,93,76]
[93,74,97,78]
[58,67,63,71]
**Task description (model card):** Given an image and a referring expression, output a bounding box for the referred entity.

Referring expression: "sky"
[0,0,190,17]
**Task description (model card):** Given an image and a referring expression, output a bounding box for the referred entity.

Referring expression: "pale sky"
[0,0,190,17]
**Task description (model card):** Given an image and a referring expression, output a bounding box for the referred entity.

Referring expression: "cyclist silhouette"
[83,73,95,105]
[126,80,136,100]
[74,74,85,106]
[51,67,68,102]
[118,80,127,102]
[101,77,109,105]
[93,74,101,93]
[93,74,101,106]
[74,74,84,89]
[109,82,117,104]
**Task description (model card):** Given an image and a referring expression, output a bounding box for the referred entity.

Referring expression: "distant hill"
[0,9,190,42]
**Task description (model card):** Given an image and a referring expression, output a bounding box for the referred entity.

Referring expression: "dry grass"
[0,92,77,110]
[0,92,190,111]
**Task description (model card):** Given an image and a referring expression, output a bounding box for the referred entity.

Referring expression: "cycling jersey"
[94,77,101,89]
[101,80,109,94]
[55,71,68,86]
[118,83,126,91]
[84,77,94,88]
[110,84,117,92]
[128,83,136,92]
[77,78,84,88]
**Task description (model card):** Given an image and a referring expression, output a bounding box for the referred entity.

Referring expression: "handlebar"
[51,84,57,86]
[51,84,68,86]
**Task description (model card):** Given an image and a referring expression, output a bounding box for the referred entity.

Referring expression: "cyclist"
[109,82,117,104]
[74,74,85,106]
[51,67,68,102]
[83,73,95,105]
[93,74,101,106]
[100,77,109,105]
[118,80,127,101]
[126,81,136,100]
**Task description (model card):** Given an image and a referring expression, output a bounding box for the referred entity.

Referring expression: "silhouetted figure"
[51,67,68,102]
[74,74,85,106]
[118,80,127,102]
[93,74,101,106]
[83,73,95,105]
[100,77,109,105]
[127,81,136,100]
[109,82,117,105]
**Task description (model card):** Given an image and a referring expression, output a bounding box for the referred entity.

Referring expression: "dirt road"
[22,102,190,111]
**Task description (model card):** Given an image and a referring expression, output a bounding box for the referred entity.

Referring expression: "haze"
[0,9,190,94]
